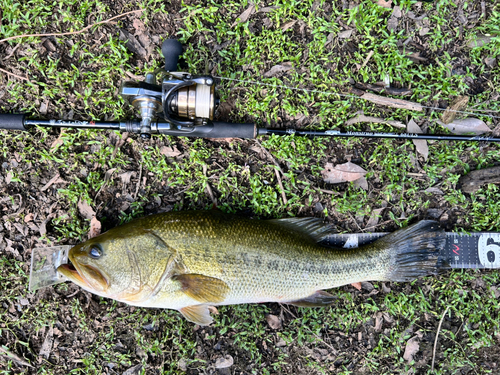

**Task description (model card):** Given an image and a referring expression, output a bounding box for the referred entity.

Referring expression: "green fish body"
[58,210,445,325]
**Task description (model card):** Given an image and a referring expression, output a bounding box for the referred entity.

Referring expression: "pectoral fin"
[288,290,337,307]
[179,305,214,326]
[173,274,229,303]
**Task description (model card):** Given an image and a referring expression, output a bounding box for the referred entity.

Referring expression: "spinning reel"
[119,39,218,139]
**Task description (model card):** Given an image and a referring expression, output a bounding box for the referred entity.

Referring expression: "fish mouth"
[58,260,109,293]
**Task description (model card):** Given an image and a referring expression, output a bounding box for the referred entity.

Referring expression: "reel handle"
[161,39,183,72]
[0,114,26,130]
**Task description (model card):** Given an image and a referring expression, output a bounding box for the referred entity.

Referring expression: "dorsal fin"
[267,217,335,243]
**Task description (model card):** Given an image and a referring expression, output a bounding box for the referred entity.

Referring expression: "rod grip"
[206,122,257,139]
[157,121,257,139]
[161,39,183,72]
[0,114,26,130]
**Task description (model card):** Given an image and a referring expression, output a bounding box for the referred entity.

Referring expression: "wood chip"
[360,92,423,111]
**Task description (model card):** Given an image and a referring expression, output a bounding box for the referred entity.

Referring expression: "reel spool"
[119,39,218,139]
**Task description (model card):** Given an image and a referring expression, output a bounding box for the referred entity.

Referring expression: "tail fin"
[377,220,446,282]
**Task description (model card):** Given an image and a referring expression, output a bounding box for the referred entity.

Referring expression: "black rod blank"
[258,128,500,143]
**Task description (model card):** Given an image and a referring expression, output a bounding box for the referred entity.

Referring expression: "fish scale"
[57,210,445,325]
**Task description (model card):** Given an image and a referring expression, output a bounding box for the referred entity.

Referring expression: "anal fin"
[180,305,214,326]
[173,274,229,303]
[288,290,337,307]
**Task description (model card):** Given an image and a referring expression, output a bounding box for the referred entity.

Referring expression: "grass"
[1,0,500,374]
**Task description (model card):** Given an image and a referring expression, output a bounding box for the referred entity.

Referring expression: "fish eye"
[89,246,102,259]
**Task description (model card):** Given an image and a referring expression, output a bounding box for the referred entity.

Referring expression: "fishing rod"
[1,39,499,143]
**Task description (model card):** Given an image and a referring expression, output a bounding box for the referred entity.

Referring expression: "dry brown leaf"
[215,355,234,369]
[132,18,146,33]
[361,92,423,111]
[88,217,101,239]
[353,176,368,190]
[104,168,117,182]
[122,364,143,375]
[50,130,65,151]
[24,213,34,223]
[207,306,219,315]
[374,312,383,331]
[366,208,384,228]
[119,171,136,184]
[347,111,405,129]
[38,326,54,359]
[407,119,428,160]
[437,118,491,135]
[338,29,353,39]
[351,282,362,290]
[5,170,13,184]
[281,20,297,31]
[263,62,293,78]
[160,145,182,157]
[232,4,256,27]
[39,100,49,115]
[467,35,493,48]
[321,162,367,184]
[403,336,420,363]
[441,96,469,124]
[377,0,392,8]
[77,199,95,221]
[266,314,282,330]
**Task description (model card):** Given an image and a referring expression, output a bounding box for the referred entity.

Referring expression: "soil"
[0,0,499,374]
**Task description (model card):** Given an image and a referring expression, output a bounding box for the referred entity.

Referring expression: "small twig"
[203,164,217,206]
[3,43,21,60]
[274,167,288,205]
[0,9,144,44]
[0,66,29,81]
[0,345,33,368]
[431,306,450,372]
[254,139,288,204]
[133,164,143,199]
[254,139,283,174]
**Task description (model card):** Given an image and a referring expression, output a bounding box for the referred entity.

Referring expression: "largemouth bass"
[57,210,445,325]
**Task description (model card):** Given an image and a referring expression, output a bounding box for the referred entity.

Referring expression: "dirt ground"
[1,0,499,374]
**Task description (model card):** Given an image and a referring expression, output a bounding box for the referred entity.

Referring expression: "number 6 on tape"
[478,234,500,268]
